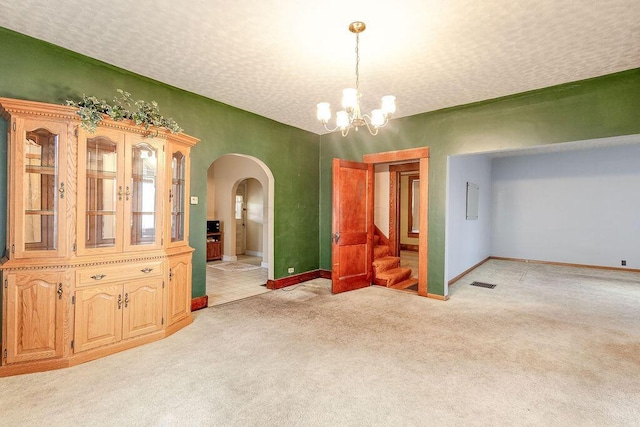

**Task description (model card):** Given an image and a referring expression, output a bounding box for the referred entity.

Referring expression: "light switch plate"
[190,196,198,205]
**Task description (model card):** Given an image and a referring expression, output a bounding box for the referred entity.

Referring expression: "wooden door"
[331,159,374,294]
[74,284,122,352]
[167,254,192,326]
[235,180,247,255]
[5,271,64,363]
[122,279,163,339]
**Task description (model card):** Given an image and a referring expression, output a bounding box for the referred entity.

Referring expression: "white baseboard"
[245,250,263,257]
[261,262,269,269]
[222,255,237,262]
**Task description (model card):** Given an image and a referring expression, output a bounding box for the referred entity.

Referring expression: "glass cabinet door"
[12,119,67,258]
[84,136,119,249]
[170,150,186,243]
[126,139,162,249]
[77,128,124,255]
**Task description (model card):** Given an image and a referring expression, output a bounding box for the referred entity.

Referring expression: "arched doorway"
[205,154,275,305]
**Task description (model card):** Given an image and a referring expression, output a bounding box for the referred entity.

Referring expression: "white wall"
[446,154,493,283]
[374,167,390,237]
[491,145,640,269]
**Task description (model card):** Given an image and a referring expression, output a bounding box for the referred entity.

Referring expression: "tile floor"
[206,255,270,306]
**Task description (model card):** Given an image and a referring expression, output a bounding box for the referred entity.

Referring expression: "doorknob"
[332,232,341,244]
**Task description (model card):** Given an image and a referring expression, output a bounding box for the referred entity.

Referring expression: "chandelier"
[316,21,396,137]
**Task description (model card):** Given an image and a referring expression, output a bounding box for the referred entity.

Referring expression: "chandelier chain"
[355,32,360,91]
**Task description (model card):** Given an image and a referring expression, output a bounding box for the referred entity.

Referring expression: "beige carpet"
[1,260,639,426]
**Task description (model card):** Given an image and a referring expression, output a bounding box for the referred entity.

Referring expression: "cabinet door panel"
[74,285,122,353]
[166,143,191,248]
[167,255,192,326]
[11,118,68,259]
[124,137,164,251]
[122,279,163,339]
[5,271,64,363]
[76,128,125,255]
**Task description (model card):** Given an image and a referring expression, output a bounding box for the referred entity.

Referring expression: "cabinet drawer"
[76,261,163,287]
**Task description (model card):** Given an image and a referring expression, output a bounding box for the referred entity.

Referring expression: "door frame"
[389,162,420,256]
[363,147,429,296]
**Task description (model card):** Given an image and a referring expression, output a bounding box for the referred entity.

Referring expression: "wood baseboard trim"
[191,295,209,311]
[0,357,71,377]
[489,257,640,273]
[267,270,325,290]
[400,244,419,252]
[164,316,193,337]
[1,321,193,377]
[265,269,450,300]
[448,257,491,286]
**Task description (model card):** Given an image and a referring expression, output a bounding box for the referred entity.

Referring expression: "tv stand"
[207,232,223,261]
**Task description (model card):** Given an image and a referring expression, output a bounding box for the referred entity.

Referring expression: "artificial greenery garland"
[66,89,183,134]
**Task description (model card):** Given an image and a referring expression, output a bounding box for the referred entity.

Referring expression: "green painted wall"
[0,27,320,298]
[1,26,638,301]
[319,69,640,296]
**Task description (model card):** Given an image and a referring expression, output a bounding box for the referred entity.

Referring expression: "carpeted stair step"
[374,245,391,259]
[373,267,412,287]
[372,256,401,275]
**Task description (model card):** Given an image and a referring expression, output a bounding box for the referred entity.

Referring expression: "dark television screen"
[207,220,220,233]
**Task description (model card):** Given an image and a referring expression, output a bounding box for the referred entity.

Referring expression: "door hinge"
[161,238,164,246]
[11,244,15,254]
[74,128,78,137]
[72,242,77,253]
[161,317,164,325]
[4,278,7,289]
[72,295,76,305]
[71,340,74,350]
[13,121,16,131]
[3,349,6,359]
[162,281,165,289]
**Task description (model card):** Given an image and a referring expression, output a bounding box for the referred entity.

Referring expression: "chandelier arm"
[356,115,378,136]
[361,114,386,135]
[322,122,340,133]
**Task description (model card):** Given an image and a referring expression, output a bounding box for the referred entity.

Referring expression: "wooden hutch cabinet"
[0,98,198,376]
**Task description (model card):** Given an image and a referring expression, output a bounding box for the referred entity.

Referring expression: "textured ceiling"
[0,0,639,134]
